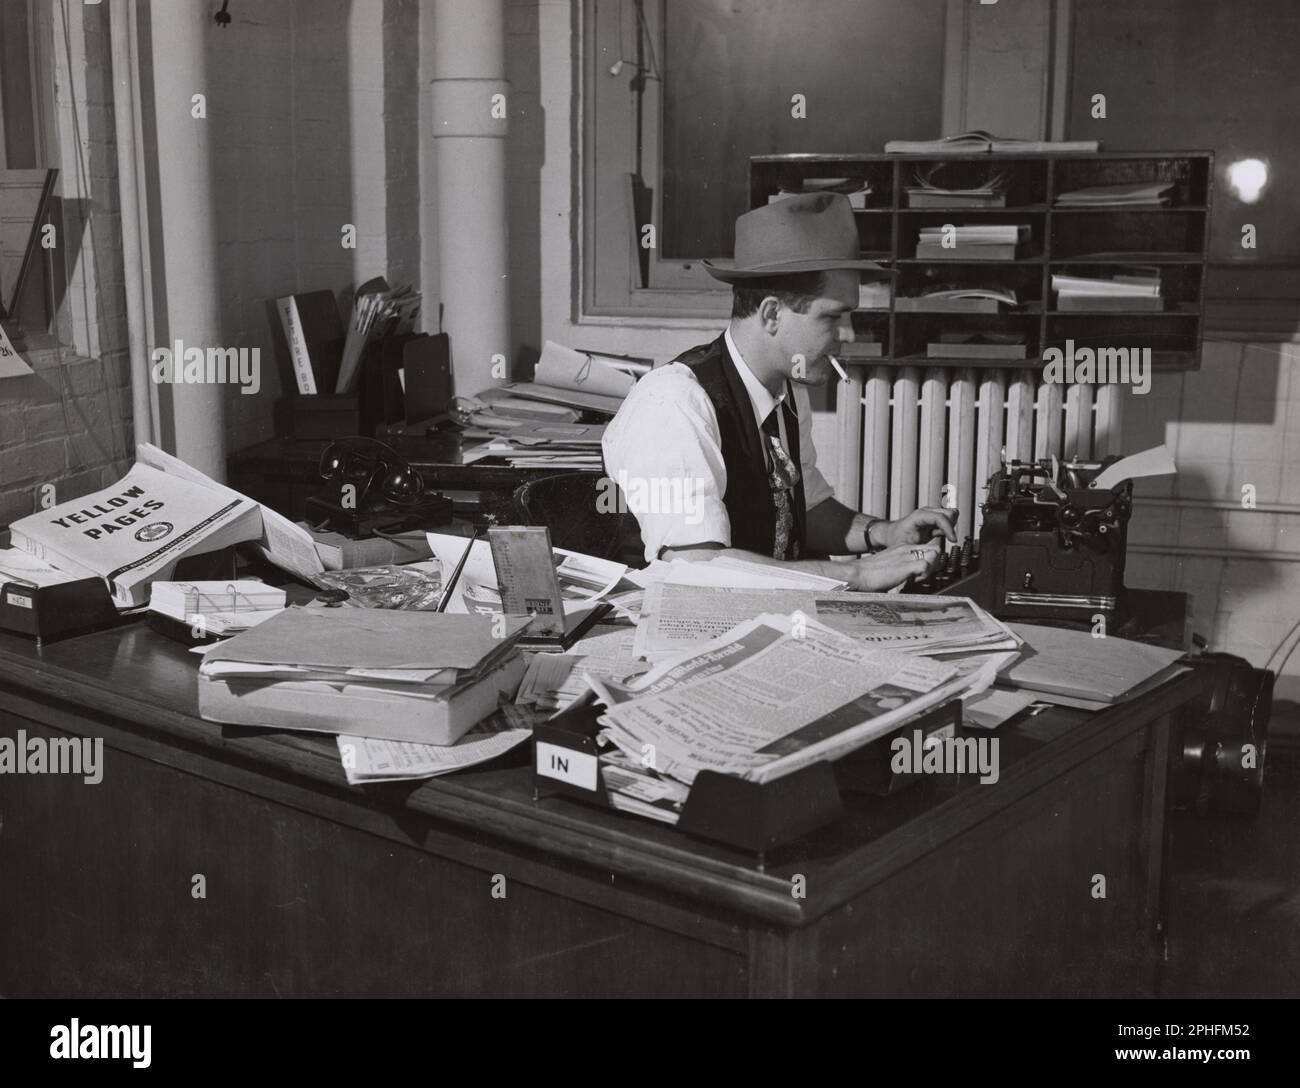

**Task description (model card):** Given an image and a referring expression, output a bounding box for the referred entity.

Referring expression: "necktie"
[761,404,800,560]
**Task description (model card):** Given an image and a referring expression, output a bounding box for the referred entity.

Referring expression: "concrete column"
[430,0,509,394]
[147,0,225,478]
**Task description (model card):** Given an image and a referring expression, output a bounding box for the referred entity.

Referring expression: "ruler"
[488,526,566,637]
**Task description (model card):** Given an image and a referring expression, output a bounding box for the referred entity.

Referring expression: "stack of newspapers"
[631,582,1017,661]
[586,611,1010,824]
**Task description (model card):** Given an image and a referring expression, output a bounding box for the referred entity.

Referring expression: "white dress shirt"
[601,328,834,562]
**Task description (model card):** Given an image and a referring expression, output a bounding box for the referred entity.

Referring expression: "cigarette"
[828,354,848,382]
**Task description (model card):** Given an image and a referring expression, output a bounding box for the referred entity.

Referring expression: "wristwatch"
[854,515,885,553]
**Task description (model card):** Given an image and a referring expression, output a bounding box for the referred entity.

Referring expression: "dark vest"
[676,334,806,559]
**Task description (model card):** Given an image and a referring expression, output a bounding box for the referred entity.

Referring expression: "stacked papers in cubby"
[1055,181,1174,207]
[916,224,1029,260]
[1052,270,1163,311]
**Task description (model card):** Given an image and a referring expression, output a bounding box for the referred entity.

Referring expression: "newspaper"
[590,612,1000,786]
[335,704,540,784]
[811,593,1015,654]
[634,583,1015,660]
[633,583,809,659]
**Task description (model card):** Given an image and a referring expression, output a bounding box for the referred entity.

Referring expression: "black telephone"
[307,436,452,536]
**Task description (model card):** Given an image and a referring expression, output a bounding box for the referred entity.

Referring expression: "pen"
[435,527,483,613]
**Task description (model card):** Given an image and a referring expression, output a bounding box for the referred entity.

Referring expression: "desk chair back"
[511,473,636,563]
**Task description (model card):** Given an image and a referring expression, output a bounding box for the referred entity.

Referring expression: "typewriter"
[976,454,1132,623]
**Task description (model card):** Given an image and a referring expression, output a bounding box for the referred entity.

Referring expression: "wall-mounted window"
[583,0,948,319]
[1,0,123,360]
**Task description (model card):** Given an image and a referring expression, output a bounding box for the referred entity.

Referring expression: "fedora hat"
[703,192,895,282]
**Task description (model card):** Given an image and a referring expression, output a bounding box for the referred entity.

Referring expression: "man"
[603,192,954,590]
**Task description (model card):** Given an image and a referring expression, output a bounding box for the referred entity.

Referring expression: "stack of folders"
[905,166,1008,208]
[473,340,650,418]
[885,133,1100,155]
[1000,622,1187,710]
[197,607,531,745]
[927,331,1027,360]
[915,224,1029,260]
[898,287,1019,313]
[148,580,285,643]
[1055,181,1174,208]
[460,420,606,471]
[1052,270,1163,311]
[768,177,873,209]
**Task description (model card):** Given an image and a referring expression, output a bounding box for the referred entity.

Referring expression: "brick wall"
[2,0,425,522]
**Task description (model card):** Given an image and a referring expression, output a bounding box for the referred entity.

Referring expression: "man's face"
[773,269,860,385]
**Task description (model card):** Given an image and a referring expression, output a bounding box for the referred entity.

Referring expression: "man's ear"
[758,295,782,332]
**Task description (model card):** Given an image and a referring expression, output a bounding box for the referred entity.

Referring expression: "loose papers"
[425,531,626,614]
[515,625,648,713]
[336,704,540,785]
[0,547,79,588]
[137,442,328,580]
[1002,622,1186,705]
[1090,444,1176,491]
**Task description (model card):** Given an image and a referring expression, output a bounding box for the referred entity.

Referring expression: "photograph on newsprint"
[0,0,1296,1061]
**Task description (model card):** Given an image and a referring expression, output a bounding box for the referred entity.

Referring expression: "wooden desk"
[228,432,593,523]
[0,618,1202,997]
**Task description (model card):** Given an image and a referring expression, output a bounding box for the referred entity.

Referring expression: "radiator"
[834,368,1125,539]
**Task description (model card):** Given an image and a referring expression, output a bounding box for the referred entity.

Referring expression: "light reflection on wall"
[1227,159,1269,204]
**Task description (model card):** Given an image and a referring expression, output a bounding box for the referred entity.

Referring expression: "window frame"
[581,0,729,320]
[2,0,105,358]
[579,0,1065,323]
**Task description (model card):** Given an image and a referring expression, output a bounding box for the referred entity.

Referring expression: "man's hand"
[843,542,942,592]
[875,506,958,548]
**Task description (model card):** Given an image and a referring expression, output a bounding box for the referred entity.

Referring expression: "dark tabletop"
[0,605,1204,927]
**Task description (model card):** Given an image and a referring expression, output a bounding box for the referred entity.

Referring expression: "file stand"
[0,545,238,645]
[534,691,964,860]
[0,576,124,644]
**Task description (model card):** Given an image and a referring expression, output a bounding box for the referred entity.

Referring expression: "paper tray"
[0,575,126,644]
[532,691,963,857]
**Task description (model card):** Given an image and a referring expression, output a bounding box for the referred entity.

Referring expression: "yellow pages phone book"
[8,462,261,608]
